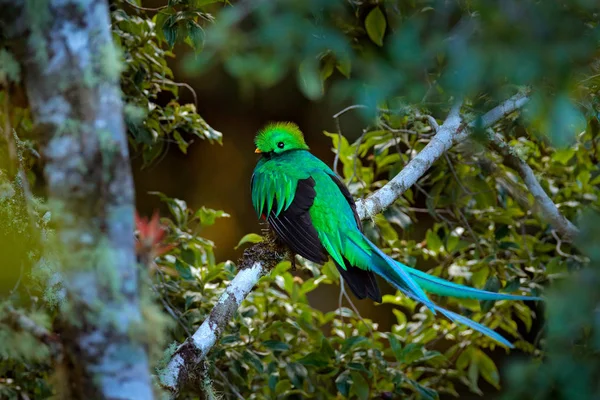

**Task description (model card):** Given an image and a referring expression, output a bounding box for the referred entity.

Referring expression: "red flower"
[135,210,176,260]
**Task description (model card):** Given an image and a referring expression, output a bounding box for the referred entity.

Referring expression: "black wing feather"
[267,177,328,264]
[264,173,381,303]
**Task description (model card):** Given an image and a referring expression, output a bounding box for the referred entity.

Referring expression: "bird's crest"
[255,122,309,153]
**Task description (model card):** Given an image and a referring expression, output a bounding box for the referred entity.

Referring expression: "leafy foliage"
[501,212,600,400]
[113,1,222,166]
[0,0,599,399]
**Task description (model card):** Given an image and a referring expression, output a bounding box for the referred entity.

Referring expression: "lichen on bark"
[0,0,158,398]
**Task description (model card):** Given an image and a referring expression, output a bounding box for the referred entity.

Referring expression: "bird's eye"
[277,142,285,149]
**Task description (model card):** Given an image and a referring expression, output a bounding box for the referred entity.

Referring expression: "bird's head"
[254,122,309,156]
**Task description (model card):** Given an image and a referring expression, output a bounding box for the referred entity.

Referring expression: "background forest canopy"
[0,0,600,399]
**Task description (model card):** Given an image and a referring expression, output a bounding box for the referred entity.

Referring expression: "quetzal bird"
[251,122,540,347]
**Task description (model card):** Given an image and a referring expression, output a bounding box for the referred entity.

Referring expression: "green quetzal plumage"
[251,122,540,348]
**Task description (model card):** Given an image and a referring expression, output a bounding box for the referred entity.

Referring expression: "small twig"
[456,207,484,256]
[444,153,473,195]
[550,230,585,262]
[9,263,24,296]
[332,104,368,119]
[1,305,63,360]
[165,81,199,108]
[404,207,452,214]
[487,129,579,240]
[338,276,345,329]
[342,290,374,337]
[332,116,343,176]
[214,367,245,400]
[417,113,440,132]
[378,121,419,135]
[124,0,168,12]
[150,279,192,337]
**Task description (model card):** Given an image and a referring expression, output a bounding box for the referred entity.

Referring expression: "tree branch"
[159,238,287,394]
[1,305,63,360]
[159,92,532,395]
[356,93,530,219]
[487,131,579,240]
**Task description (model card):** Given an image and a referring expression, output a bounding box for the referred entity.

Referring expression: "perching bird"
[251,122,540,347]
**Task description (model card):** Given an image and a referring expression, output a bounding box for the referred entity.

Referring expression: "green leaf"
[401,343,423,364]
[336,371,351,397]
[175,259,193,280]
[350,371,369,400]
[235,233,263,249]
[187,20,205,52]
[348,362,370,375]
[285,362,307,389]
[475,349,500,389]
[336,53,352,78]
[341,336,368,353]
[297,352,330,367]
[388,335,403,362]
[480,275,501,312]
[426,229,443,253]
[173,131,188,153]
[242,349,264,373]
[552,148,576,165]
[298,59,323,100]
[263,340,290,352]
[181,248,196,265]
[268,374,278,391]
[406,378,439,400]
[365,7,386,46]
[196,206,229,226]
[320,336,336,359]
[162,15,178,48]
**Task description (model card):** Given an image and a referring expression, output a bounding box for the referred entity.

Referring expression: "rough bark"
[159,237,287,395]
[0,1,154,398]
[356,93,530,219]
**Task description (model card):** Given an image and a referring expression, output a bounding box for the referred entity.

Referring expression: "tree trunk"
[0,1,154,398]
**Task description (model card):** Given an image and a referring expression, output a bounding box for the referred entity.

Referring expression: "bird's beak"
[254,148,262,153]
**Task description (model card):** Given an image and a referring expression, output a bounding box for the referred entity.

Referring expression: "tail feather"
[401,263,542,301]
[357,236,436,313]
[398,287,515,348]
[344,233,541,347]
[434,305,514,348]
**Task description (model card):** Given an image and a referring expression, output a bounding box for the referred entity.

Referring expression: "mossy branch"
[355,92,530,219]
[159,235,287,395]
[1,305,63,361]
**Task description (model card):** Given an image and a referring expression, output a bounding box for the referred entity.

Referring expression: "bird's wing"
[267,177,329,264]
[252,166,329,264]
